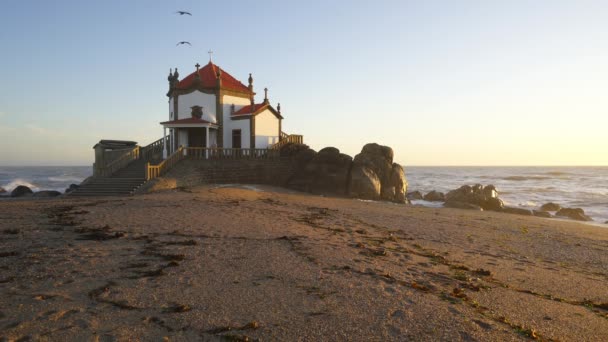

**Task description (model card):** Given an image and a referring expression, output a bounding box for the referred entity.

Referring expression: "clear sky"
[1,0,607,166]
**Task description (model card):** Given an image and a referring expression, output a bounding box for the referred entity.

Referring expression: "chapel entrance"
[188,128,206,147]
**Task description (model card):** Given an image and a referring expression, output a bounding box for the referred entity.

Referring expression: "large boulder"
[11,185,33,197]
[0,187,6,194]
[383,163,407,203]
[555,208,593,221]
[350,143,406,203]
[540,202,561,212]
[445,184,504,211]
[33,190,62,198]
[348,165,381,200]
[423,190,445,202]
[533,210,552,218]
[444,201,483,211]
[406,191,423,200]
[287,147,352,195]
[64,184,80,194]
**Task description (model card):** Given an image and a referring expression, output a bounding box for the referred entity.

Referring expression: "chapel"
[161,61,284,157]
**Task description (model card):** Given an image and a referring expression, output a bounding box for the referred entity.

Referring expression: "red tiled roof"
[176,62,251,94]
[160,117,214,125]
[233,103,268,116]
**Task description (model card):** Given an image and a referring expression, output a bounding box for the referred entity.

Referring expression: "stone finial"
[264,87,269,104]
[173,68,179,79]
[168,68,173,82]
[277,102,281,114]
[248,73,253,87]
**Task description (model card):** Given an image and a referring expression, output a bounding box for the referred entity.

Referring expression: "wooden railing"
[97,146,140,177]
[146,146,185,181]
[271,133,304,150]
[141,136,169,161]
[184,147,280,160]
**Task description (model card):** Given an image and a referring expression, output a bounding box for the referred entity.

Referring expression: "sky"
[0,0,607,166]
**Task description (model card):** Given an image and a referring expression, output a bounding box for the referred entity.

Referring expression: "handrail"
[141,136,169,161]
[146,146,185,181]
[270,134,303,150]
[184,147,280,160]
[97,146,140,177]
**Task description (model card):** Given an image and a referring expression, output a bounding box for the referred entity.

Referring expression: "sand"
[1,185,607,341]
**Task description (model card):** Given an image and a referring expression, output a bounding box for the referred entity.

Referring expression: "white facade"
[224,117,251,148]
[255,109,280,148]
[176,91,217,122]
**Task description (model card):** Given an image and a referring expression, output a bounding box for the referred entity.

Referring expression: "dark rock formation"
[540,202,561,212]
[406,191,423,200]
[533,210,552,218]
[444,201,483,211]
[33,190,62,198]
[348,165,381,200]
[285,143,407,204]
[555,208,593,221]
[287,147,352,195]
[502,207,533,216]
[423,190,445,202]
[10,185,33,197]
[65,184,80,194]
[349,143,406,203]
[0,187,6,194]
[445,184,504,211]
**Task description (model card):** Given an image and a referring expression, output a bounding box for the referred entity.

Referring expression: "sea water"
[1,165,606,223]
[407,166,608,224]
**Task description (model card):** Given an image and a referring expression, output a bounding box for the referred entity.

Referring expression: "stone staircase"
[69,160,148,197]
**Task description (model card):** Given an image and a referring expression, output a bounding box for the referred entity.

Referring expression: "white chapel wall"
[177,91,217,122]
[224,118,250,149]
[254,109,280,148]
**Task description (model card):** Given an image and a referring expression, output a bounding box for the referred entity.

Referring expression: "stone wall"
[140,158,297,192]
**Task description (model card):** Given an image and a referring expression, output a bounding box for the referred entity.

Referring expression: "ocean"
[1,165,606,224]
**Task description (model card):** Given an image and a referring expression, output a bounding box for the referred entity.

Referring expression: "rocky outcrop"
[64,184,80,194]
[348,165,381,200]
[555,208,593,222]
[33,190,62,198]
[540,202,561,212]
[502,207,533,216]
[406,191,423,200]
[444,184,504,211]
[423,190,445,202]
[10,185,33,197]
[284,143,407,203]
[533,210,552,218]
[287,147,352,196]
[0,187,6,194]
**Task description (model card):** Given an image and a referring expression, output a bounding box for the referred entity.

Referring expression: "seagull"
[175,11,192,16]
[176,41,192,46]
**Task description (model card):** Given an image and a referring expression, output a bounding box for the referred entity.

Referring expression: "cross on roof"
[208,50,213,62]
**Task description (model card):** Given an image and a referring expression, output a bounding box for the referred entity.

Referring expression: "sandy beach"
[1,185,607,341]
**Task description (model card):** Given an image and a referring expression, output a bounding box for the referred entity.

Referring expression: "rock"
[10,185,33,197]
[0,187,6,194]
[406,191,423,200]
[540,202,561,212]
[64,184,80,194]
[33,190,62,198]
[502,207,533,216]
[445,184,503,211]
[385,163,407,203]
[287,147,352,195]
[555,208,593,221]
[444,201,483,211]
[423,190,445,202]
[352,143,394,198]
[348,165,381,200]
[533,210,552,218]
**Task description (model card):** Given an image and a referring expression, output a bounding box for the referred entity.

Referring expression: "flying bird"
[175,11,192,16]
[176,41,192,46]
